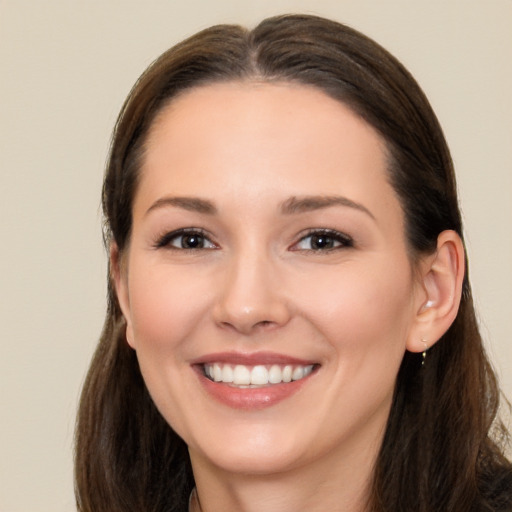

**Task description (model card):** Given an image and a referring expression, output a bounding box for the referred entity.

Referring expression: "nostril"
[254,320,278,331]
[219,319,277,334]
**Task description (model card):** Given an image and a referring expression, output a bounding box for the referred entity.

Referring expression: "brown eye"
[156,229,216,250]
[310,233,336,250]
[178,233,205,249]
[292,230,353,251]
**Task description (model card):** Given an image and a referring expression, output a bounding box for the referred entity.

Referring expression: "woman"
[75,14,512,512]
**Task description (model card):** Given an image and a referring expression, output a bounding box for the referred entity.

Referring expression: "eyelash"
[291,229,354,252]
[154,228,216,250]
[154,228,354,252]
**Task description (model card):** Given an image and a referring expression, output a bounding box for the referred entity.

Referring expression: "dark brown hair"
[75,14,512,512]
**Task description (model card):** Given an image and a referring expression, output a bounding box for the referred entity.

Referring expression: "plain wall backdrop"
[1,1,510,510]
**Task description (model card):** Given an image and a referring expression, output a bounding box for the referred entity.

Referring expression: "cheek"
[296,261,415,354]
[127,261,212,353]
[292,262,415,434]
[125,261,213,434]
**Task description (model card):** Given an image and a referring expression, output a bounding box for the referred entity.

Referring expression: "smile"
[203,363,315,387]
[194,352,319,409]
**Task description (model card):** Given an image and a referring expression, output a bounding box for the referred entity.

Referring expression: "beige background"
[1,1,510,510]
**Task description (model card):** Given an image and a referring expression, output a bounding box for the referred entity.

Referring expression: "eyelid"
[289,228,354,252]
[153,227,353,252]
[153,227,218,250]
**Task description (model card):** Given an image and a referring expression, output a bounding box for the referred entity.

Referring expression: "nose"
[212,251,291,335]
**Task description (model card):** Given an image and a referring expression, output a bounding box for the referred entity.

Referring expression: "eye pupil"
[311,234,333,249]
[182,234,203,248]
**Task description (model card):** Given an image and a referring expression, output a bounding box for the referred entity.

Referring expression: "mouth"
[203,363,316,387]
[192,352,320,409]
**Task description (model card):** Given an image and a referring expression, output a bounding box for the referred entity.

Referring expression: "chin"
[197,443,305,476]
[186,420,320,476]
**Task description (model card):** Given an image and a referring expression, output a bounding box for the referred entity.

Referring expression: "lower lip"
[196,369,314,410]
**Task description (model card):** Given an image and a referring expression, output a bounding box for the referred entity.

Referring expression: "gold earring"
[421,339,428,367]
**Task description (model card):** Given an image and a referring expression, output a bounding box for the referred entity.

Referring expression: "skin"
[113,82,464,512]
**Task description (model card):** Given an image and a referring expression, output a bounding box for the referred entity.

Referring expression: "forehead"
[148,81,386,158]
[137,81,400,221]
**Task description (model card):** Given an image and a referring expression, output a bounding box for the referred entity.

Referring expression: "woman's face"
[115,82,427,476]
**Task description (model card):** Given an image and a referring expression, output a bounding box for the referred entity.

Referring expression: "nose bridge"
[214,244,289,334]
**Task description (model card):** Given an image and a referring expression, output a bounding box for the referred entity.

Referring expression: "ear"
[406,230,465,353]
[110,243,136,349]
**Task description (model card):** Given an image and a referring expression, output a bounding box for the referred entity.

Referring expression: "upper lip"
[190,351,318,366]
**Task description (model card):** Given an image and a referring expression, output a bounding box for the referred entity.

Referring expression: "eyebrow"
[280,195,375,219]
[144,194,374,220]
[145,196,217,216]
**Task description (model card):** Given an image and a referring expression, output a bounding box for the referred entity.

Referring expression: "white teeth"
[233,365,251,385]
[221,365,234,383]
[250,365,269,385]
[292,366,304,381]
[213,363,222,382]
[268,365,282,384]
[204,363,315,386]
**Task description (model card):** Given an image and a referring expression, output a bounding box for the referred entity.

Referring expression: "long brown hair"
[75,14,511,512]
